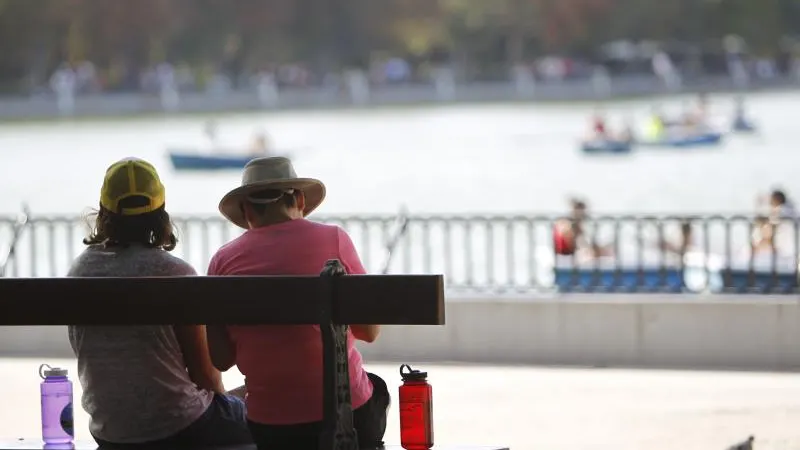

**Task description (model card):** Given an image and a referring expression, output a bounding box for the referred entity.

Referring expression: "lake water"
[2,91,799,280]
[1,90,800,217]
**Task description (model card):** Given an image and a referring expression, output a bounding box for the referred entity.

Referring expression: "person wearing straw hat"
[67,157,251,447]
[206,156,389,450]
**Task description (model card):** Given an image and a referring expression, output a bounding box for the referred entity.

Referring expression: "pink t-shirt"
[207,218,374,425]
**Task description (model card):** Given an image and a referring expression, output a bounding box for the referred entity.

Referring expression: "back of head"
[570,198,587,211]
[770,189,787,206]
[244,188,303,228]
[85,158,177,251]
[680,220,692,236]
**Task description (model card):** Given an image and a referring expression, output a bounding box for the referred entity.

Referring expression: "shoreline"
[1,76,797,125]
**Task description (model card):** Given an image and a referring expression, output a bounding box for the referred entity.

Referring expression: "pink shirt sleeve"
[336,227,367,275]
[207,253,220,276]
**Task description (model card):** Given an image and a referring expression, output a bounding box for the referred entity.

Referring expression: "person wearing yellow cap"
[66,158,251,447]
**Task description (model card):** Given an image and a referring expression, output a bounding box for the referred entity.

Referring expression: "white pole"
[345,69,370,106]
[256,72,280,108]
[433,66,456,101]
[591,65,612,99]
[52,70,76,116]
[512,64,536,97]
[160,83,179,112]
[158,65,180,112]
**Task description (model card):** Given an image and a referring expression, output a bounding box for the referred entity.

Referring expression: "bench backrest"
[0,259,445,450]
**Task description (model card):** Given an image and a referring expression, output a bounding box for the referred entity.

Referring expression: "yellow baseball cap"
[99,158,166,216]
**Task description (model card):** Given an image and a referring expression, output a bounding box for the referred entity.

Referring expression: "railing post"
[0,204,30,278]
[3,212,799,294]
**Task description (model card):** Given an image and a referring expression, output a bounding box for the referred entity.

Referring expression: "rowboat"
[639,132,723,149]
[580,139,633,155]
[168,152,256,170]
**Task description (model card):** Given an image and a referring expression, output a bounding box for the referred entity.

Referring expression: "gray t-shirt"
[67,244,214,443]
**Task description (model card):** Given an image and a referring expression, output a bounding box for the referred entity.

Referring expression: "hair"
[680,220,692,236]
[245,189,300,217]
[771,190,787,205]
[83,195,177,251]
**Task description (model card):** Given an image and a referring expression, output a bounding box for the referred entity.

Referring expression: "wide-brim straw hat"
[219,156,326,229]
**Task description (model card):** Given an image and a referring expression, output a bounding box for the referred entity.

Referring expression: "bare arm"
[206,325,237,371]
[351,324,380,343]
[173,325,225,393]
[204,255,237,371]
[337,227,381,343]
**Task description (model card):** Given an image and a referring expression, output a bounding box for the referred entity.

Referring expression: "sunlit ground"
[2,359,799,449]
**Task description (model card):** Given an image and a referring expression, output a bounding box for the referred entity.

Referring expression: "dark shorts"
[94,393,252,448]
[247,372,391,450]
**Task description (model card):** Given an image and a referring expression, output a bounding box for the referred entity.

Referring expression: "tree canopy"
[0,0,798,89]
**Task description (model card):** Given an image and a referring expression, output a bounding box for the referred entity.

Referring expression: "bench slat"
[1,441,508,450]
[0,275,445,326]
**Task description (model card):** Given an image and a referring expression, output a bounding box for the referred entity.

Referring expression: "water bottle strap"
[38,363,52,380]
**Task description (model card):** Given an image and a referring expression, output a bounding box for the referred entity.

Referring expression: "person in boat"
[590,112,610,140]
[204,119,220,148]
[733,97,750,128]
[645,108,666,140]
[684,94,709,132]
[617,118,636,143]
[732,96,751,130]
[553,199,614,259]
[249,131,271,156]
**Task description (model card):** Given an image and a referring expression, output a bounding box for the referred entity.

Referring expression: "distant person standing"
[759,189,795,220]
[652,51,680,91]
[50,63,77,116]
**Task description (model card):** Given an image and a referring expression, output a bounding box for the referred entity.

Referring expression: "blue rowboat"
[639,132,723,149]
[580,139,633,155]
[169,152,256,170]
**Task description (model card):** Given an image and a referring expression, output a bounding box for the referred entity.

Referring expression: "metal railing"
[2,211,798,294]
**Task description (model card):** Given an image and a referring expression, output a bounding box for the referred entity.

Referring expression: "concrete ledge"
[3,295,800,371]
[0,326,72,357]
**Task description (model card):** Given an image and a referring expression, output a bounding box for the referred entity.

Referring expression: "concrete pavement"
[1,359,798,450]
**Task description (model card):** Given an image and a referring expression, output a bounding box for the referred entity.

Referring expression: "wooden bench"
[0,260,509,450]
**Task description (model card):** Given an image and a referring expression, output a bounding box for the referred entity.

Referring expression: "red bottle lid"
[400,364,428,382]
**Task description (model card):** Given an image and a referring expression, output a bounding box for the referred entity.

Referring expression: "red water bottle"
[399,364,433,450]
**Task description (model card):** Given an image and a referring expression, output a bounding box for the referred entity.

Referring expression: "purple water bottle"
[39,364,74,445]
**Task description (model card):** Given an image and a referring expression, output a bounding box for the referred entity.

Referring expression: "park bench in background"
[0,259,509,450]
